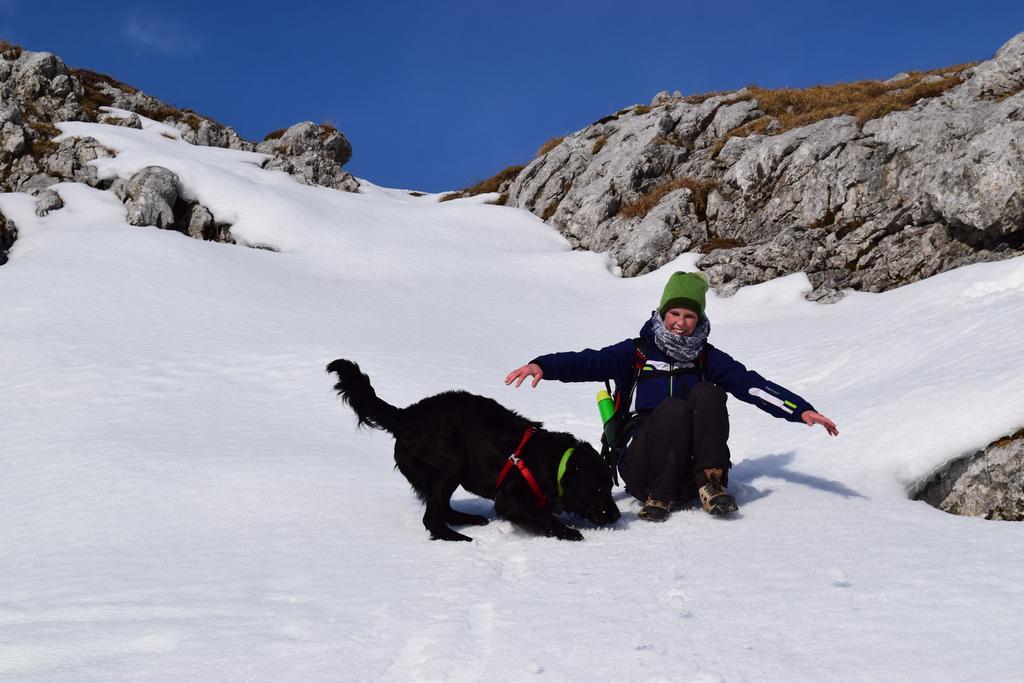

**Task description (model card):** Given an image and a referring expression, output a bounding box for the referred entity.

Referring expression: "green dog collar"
[556,447,575,499]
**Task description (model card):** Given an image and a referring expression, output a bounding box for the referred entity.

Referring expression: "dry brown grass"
[0,39,22,59]
[439,165,525,202]
[993,427,1024,448]
[682,90,733,104]
[591,113,619,126]
[592,134,608,155]
[536,136,565,157]
[652,132,689,148]
[28,121,60,137]
[710,63,975,156]
[619,177,719,220]
[747,67,970,127]
[318,122,338,142]
[71,68,144,121]
[71,68,223,132]
[28,138,58,161]
[180,107,228,131]
[178,111,203,132]
[26,121,60,160]
[263,128,287,141]
[134,100,180,123]
[72,68,139,96]
[73,72,116,119]
[632,105,653,115]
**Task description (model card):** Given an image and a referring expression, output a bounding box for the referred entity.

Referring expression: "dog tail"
[326,359,403,434]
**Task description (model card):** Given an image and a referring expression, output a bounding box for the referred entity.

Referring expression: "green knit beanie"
[658,271,709,317]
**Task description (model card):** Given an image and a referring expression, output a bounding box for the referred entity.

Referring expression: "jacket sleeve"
[531,339,637,383]
[705,345,815,423]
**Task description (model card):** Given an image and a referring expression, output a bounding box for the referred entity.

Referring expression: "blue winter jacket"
[532,317,814,423]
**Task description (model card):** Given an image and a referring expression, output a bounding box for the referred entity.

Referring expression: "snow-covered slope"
[2,120,1023,681]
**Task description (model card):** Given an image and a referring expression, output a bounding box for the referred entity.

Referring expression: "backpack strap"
[616,337,647,411]
[600,338,647,485]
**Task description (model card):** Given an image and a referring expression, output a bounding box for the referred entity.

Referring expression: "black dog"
[326,359,620,541]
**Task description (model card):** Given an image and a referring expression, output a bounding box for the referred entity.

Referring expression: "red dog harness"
[495,427,548,508]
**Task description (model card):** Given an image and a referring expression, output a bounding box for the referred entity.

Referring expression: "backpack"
[599,338,648,485]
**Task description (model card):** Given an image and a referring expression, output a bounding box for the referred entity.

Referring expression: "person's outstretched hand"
[505,363,543,388]
[801,410,839,436]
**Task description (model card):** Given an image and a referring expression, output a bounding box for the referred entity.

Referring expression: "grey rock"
[116,165,179,228]
[3,153,48,193]
[505,31,1024,300]
[99,111,142,128]
[915,429,1024,521]
[43,136,113,187]
[19,173,59,191]
[31,188,63,217]
[965,32,1024,100]
[1,121,25,154]
[5,50,84,122]
[0,208,15,265]
[173,116,253,151]
[651,90,684,105]
[257,122,359,192]
[205,222,235,244]
[106,168,234,244]
[0,90,22,126]
[184,202,214,239]
[173,201,233,243]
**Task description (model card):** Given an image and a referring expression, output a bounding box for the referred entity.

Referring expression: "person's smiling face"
[663,307,699,336]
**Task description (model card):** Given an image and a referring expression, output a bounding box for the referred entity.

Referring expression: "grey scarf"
[650,311,710,362]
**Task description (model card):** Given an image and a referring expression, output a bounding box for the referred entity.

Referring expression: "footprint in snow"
[829,566,851,587]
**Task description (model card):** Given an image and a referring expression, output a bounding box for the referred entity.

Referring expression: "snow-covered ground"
[2,118,1023,681]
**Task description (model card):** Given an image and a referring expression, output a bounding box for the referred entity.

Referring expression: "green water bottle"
[596,390,615,424]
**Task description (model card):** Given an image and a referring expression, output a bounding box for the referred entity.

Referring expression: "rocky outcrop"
[31,187,63,217]
[256,122,358,192]
[915,429,1024,521]
[99,111,142,129]
[1,44,89,194]
[0,42,358,194]
[505,32,1024,300]
[112,165,234,243]
[0,41,357,263]
[43,136,115,188]
[114,166,178,228]
[0,47,85,123]
[174,202,232,243]
[0,208,15,265]
[69,67,359,192]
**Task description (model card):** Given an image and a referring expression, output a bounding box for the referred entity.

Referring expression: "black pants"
[621,382,731,502]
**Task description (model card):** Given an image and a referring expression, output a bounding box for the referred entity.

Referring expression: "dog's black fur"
[326,359,620,541]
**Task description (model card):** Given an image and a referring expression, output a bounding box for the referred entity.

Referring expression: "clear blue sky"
[3,1,1023,192]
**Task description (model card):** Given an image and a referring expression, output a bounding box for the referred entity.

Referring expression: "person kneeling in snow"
[505,271,838,522]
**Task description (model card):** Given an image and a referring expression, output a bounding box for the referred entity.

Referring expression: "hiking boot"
[698,468,738,515]
[638,496,672,522]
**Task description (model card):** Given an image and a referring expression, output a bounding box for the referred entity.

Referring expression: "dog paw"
[445,510,490,527]
[556,527,584,542]
[430,527,473,542]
